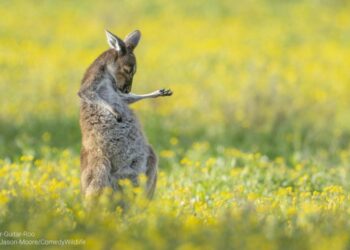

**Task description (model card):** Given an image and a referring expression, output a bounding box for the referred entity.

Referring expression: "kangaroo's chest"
[81,102,147,164]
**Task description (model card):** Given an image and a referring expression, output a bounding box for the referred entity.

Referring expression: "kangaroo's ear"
[124,30,141,52]
[105,30,126,54]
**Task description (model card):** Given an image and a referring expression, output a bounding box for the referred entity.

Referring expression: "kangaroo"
[78,30,172,199]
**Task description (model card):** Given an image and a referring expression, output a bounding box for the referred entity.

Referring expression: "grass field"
[1,0,350,249]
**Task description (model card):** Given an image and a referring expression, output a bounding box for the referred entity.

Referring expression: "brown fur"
[78,30,172,200]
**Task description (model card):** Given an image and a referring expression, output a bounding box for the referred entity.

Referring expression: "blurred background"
[1,0,350,164]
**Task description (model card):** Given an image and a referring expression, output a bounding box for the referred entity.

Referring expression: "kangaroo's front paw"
[159,88,173,96]
[116,115,123,123]
[110,109,123,122]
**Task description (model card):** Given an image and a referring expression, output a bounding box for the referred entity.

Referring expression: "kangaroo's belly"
[80,103,149,177]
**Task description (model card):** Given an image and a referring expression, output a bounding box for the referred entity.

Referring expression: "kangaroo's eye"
[123,66,132,74]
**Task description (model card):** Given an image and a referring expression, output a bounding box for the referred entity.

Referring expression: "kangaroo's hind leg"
[81,155,112,197]
[145,146,158,199]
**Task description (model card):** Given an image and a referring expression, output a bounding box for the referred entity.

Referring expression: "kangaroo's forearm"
[120,91,159,104]
[121,89,173,104]
[78,86,120,118]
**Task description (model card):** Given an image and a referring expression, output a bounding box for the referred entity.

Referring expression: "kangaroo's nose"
[123,84,132,93]
[125,85,131,93]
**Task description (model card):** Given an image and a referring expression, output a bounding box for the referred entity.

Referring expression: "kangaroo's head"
[105,30,141,93]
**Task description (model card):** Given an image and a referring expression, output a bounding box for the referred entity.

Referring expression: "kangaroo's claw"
[159,88,173,96]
